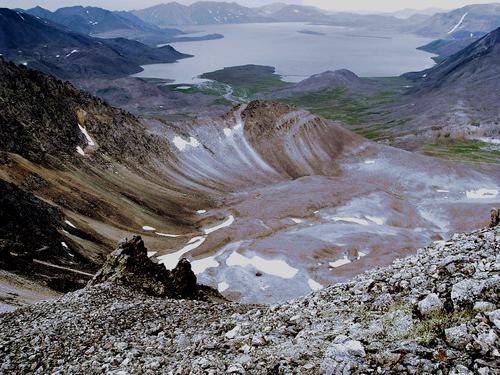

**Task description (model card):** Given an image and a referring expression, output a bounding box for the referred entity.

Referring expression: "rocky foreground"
[0,226,499,374]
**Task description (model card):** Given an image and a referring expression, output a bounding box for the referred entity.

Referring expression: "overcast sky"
[6,0,481,12]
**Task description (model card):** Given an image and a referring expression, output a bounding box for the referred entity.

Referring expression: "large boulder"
[89,235,220,300]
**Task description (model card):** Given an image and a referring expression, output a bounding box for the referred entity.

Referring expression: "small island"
[298,30,326,36]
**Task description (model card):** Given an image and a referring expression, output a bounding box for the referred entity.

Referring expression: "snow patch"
[65,220,76,228]
[291,218,303,224]
[78,125,95,146]
[155,232,180,238]
[158,236,206,270]
[474,137,500,145]
[65,49,78,58]
[308,278,323,291]
[331,216,369,226]
[197,210,207,214]
[172,136,200,151]
[76,146,85,156]
[191,256,219,275]
[142,226,156,231]
[364,160,375,164]
[366,215,384,225]
[61,242,69,249]
[218,281,229,292]
[203,215,234,235]
[226,252,298,279]
[465,188,498,199]
[147,251,157,258]
[448,12,468,34]
[329,256,351,268]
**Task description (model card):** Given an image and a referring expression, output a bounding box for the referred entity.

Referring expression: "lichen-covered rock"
[321,336,366,375]
[418,293,444,316]
[445,324,472,349]
[451,279,485,310]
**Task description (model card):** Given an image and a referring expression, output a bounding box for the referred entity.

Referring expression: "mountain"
[133,1,408,28]
[388,7,445,19]
[2,56,499,309]
[417,37,481,60]
[265,4,331,22]
[413,3,500,37]
[0,8,189,79]
[408,27,500,90]
[23,6,183,45]
[132,1,268,26]
[254,2,290,16]
[383,27,500,148]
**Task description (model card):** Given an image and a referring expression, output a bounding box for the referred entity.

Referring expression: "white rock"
[445,324,472,349]
[417,293,444,316]
[451,279,484,309]
[225,325,241,340]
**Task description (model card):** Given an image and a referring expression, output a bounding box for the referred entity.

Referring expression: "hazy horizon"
[5,0,491,12]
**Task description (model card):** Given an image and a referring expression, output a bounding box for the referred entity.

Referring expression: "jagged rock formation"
[491,209,500,228]
[90,235,221,301]
[0,226,498,373]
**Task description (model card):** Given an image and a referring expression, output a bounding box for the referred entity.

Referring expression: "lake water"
[134,22,436,84]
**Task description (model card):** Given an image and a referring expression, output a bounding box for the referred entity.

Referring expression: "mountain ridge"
[0,8,190,79]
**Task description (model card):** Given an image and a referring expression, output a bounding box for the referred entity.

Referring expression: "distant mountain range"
[412,3,500,37]
[24,5,166,35]
[22,5,184,45]
[129,2,500,40]
[0,8,189,79]
[131,1,407,26]
[132,1,269,27]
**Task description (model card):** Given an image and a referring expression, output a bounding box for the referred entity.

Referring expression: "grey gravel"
[0,227,498,374]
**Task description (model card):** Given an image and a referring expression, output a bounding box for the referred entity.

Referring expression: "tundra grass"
[423,140,500,164]
[285,88,399,128]
[201,65,291,96]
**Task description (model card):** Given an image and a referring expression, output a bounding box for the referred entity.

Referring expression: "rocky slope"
[0,58,211,299]
[0,8,189,79]
[0,225,498,373]
[377,27,500,149]
[412,4,500,38]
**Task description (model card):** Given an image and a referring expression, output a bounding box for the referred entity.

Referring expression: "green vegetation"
[200,65,291,97]
[285,87,399,131]
[423,140,500,164]
[405,309,476,346]
[165,83,227,97]
[209,98,233,107]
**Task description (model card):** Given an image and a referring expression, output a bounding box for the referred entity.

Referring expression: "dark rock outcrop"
[0,58,165,166]
[491,208,500,227]
[0,179,63,261]
[89,236,222,301]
